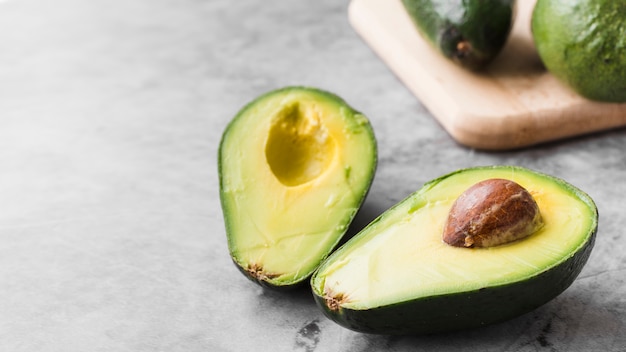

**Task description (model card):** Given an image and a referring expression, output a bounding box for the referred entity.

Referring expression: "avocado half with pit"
[219,86,377,289]
[311,166,598,334]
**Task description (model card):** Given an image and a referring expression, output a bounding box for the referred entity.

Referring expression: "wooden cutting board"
[348,0,626,150]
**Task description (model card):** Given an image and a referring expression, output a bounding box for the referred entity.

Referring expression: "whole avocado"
[532,0,626,102]
[401,0,517,70]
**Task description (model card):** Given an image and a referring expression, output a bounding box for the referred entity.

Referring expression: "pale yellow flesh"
[314,168,595,309]
[220,90,375,284]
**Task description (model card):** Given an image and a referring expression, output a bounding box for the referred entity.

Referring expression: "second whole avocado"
[532,0,626,102]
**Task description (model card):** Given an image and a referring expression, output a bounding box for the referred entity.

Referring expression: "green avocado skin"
[401,0,516,70]
[532,0,626,102]
[311,166,598,335]
[313,235,595,334]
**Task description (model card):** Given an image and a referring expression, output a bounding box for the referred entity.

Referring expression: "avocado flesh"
[311,166,597,334]
[219,87,377,288]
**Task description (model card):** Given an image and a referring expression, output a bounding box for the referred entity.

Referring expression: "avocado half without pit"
[311,166,598,335]
[219,86,377,289]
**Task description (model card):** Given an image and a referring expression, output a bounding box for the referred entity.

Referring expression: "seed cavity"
[265,102,336,187]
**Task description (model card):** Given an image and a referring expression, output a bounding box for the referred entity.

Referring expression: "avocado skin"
[531,0,626,102]
[313,233,595,334]
[401,0,516,70]
[311,166,598,334]
[219,86,377,289]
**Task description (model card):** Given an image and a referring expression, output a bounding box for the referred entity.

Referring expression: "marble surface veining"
[1,0,625,351]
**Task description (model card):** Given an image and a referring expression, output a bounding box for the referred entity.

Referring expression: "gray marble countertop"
[2,0,625,351]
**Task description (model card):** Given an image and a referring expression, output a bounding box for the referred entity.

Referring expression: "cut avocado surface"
[219,86,377,289]
[311,166,597,334]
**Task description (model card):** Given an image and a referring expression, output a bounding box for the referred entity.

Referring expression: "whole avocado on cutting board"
[401,0,516,70]
[532,0,626,102]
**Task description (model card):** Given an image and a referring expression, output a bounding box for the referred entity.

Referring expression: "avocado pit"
[443,178,544,248]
